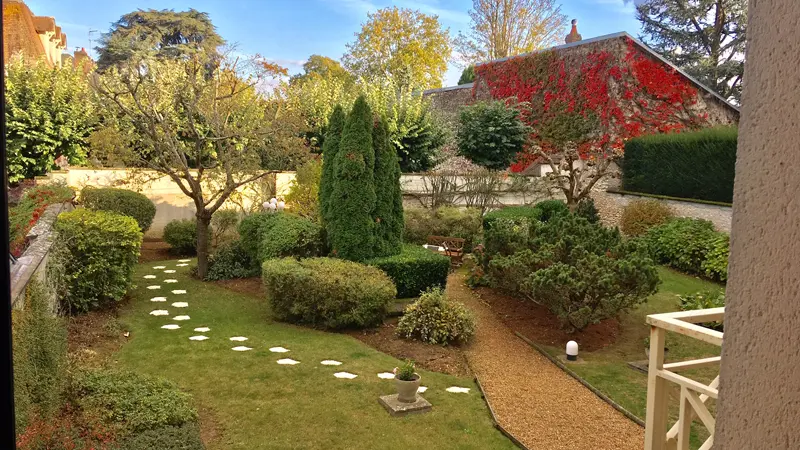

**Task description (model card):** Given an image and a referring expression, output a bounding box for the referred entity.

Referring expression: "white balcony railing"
[644,307,724,450]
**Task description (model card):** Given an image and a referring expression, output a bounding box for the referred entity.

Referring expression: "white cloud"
[595,0,636,14]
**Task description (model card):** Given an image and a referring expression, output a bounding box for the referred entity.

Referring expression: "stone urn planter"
[396,373,421,403]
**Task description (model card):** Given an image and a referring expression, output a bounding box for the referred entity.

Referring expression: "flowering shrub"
[394,360,417,381]
[9,183,74,257]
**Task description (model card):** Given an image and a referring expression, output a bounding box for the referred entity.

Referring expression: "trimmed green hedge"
[623,127,737,203]
[365,244,450,298]
[483,206,542,230]
[81,187,156,232]
[643,218,729,281]
[163,219,197,255]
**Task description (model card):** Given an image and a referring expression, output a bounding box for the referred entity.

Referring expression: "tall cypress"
[327,95,376,261]
[318,105,346,226]
[372,117,402,256]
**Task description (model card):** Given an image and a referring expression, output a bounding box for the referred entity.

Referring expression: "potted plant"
[394,360,421,403]
[644,337,670,359]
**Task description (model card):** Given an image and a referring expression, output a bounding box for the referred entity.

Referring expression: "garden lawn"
[540,267,723,447]
[113,261,516,450]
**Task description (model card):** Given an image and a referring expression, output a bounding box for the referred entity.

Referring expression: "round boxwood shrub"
[262,257,396,329]
[81,187,156,232]
[258,213,325,261]
[620,199,674,236]
[50,208,142,314]
[238,212,277,259]
[365,244,450,298]
[205,239,260,281]
[396,287,476,345]
[163,219,197,255]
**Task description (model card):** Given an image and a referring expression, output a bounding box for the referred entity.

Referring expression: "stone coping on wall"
[605,188,733,208]
[10,201,73,309]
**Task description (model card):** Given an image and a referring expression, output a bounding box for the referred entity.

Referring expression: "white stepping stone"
[194,327,211,332]
[176,263,189,267]
[143,275,157,279]
[161,324,180,330]
[172,290,187,295]
[229,336,248,342]
[231,346,252,351]
[173,315,190,321]
[320,360,342,366]
[277,358,300,365]
[146,285,161,290]
[269,347,290,353]
[377,372,395,379]
[171,302,189,308]
[417,386,428,393]
[334,372,358,379]
[165,279,178,283]
[189,335,209,341]
[149,310,169,316]
[164,269,176,274]
[150,297,167,302]
[153,266,166,269]
[446,387,470,394]
[178,259,191,262]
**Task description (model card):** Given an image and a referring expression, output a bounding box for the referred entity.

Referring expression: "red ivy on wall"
[473,37,709,172]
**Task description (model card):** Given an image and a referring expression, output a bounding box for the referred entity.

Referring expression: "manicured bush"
[72,370,197,433]
[258,213,325,261]
[13,280,68,431]
[404,207,482,252]
[365,244,451,298]
[679,290,725,331]
[50,209,142,314]
[533,199,569,222]
[482,206,542,230]
[458,65,475,85]
[205,240,261,281]
[620,199,674,237]
[81,187,156,232]
[163,219,197,255]
[262,257,396,329]
[457,100,529,170]
[623,127,737,203]
[238,212,277,259]
[701,233,730,282]
[644,218,718,275]
[116,423,204,450]
[575,197,600,223]
[397,287,476,345]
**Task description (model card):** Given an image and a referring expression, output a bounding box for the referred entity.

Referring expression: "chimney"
[565,19,582,44]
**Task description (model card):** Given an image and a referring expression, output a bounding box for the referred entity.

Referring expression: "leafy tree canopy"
[290,55,354,86]
[458,65,475,85]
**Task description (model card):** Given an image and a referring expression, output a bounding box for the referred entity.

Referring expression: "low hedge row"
[365,244,450,298]
[623,127,737,203]
[643,218,729,281]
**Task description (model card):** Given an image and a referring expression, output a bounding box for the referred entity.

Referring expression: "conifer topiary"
[372,117,402,256]
[319,105,346,226]
[327,95,376,261]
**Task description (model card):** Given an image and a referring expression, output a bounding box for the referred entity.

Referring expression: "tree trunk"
[195,212,212,279]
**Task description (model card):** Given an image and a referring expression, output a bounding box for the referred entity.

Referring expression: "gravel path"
[448,273,644,450]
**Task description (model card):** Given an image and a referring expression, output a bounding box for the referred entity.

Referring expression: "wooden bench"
[426,235,466,267]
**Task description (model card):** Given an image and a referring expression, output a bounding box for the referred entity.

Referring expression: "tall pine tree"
[327,96,376,261]
[318,105,346,226]
[372,117,403,257]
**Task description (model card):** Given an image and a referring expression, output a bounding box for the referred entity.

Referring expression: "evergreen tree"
[318,106,346,226]
[372,117,403,256]
[327,96,376,261]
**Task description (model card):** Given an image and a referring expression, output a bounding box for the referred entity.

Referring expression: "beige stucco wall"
[715,0,800,447]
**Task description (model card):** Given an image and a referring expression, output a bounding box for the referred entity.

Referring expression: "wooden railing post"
[645,326,669,450]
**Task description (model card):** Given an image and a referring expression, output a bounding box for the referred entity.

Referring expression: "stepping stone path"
[153,266,166,269]
[189,336,209,341]
[231,346,252,351]
[176,263,189,267]
[161,324,180,330]
[377,373,395,379]
[320,360,342,366]
[269,347,290,353]
[334,372,358,379]
[179,259,191,262]
[172,290,187,295]
[164,270,176,274]
[144,275,157,279]
[147,285,161,290]
[194,327,211,332]
[230,336,248,341]
[445,386,470,394]
[165,279,178,283]
[172,302,189,308]
[150,310,169,316]
[417,386,428,393]
[173,315,190,321]
[277,358,300,365]
[150,297,167,302]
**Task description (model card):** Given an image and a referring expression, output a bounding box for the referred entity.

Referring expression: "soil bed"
[139,239,173,263]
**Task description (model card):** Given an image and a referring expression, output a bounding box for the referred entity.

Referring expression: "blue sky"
[27,0,640,86]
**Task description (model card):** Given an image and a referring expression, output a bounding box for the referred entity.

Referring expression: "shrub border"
[606,188,733,208]
[512,331,646,428]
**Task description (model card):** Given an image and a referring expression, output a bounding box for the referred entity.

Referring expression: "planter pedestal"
[378,394,432,417]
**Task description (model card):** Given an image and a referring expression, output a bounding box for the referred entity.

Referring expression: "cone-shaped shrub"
[327,96,376,261]
[372,117,403,257]
[319,106,345,226]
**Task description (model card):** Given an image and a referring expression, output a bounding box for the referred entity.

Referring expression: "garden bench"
[426,236,465,267]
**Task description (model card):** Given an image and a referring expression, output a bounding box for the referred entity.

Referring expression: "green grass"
[540,267,724,446]
[113,261,516,450]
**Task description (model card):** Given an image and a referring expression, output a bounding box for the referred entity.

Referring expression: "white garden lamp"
[566,340,579,361]
[270,197,278,205]
[277,201,285,211]
[266,202,277,212]
[262,201,270,211]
